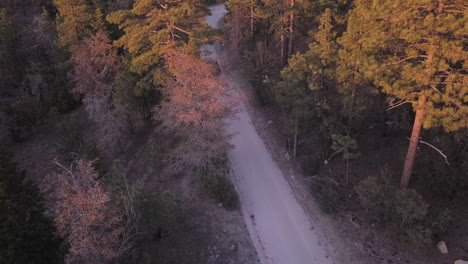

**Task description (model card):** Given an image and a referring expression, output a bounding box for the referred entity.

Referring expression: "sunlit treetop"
[53,0,104,48]
[345,0,467,131]
[107,0,217,75]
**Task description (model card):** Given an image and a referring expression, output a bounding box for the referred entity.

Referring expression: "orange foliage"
[44,160,127,264]
[71,31,121,97]
[154,49,233,174]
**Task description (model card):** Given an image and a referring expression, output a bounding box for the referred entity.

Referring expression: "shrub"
[310,179,341,213]
[4,96,44,142]
[355,170,445,250]
[395,189,428,227]
[55,114,85,159]
[145,141,164,176]
[415,162,467,198]
[300,155,321,176]
[135,190,184,240]
[423,208,453,236]
[407,225,433,250]
[45,80,77,113]
[355,176,383,209]
[201,171,239,210]
[355,176,395,223]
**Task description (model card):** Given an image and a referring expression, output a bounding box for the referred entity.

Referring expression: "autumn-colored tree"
[71,31,121,97]
[84,91,126,155]
[0,144,61,264]
[346,0,467,187]
[71,32,126,154]
[154,49,232,174]
[45,159,127,264]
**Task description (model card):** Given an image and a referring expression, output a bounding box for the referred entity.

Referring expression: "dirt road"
[205,4,335,264]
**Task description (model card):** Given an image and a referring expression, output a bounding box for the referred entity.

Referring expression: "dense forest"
[0,0,466,263]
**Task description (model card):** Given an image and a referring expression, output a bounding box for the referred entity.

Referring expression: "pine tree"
[0,145,61,264]
[53,0,98,48]
[336,5,376,137]
[107,0,216,121]
[347,0,467,187]
[225,0,253,50]
[107,0,216,75]
[275,9,342,157]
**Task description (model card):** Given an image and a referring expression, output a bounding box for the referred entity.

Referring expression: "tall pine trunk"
[400,47,434,188]
[280,34,285,65]
[287,0,294,57]
[280,0,286,65]
[400,93,426,188]
[250,1,254,37]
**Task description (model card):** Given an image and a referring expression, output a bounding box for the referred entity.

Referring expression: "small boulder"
[230,244,237,251]
[454,260,468,264]
[437,241,448,254]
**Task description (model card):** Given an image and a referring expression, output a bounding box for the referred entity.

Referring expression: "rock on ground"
[437,241,448,254]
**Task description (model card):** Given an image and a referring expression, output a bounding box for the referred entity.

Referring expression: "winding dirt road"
[205,5,334,264]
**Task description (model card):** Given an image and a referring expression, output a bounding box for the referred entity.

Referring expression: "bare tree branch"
[407,137,450,165]
[386,100,414,111]
[173,25,191,35]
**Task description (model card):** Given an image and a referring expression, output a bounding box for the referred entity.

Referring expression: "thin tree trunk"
[293,114,298,158]
[346,88,356,137]
[281,105,289,150]
[287,0,294,57]
[250,1,254,37]
[126,113,134,134]
[400,92,426,188]
[280,33,285,65]
[280,0,286,65]
[21,2,26,15]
